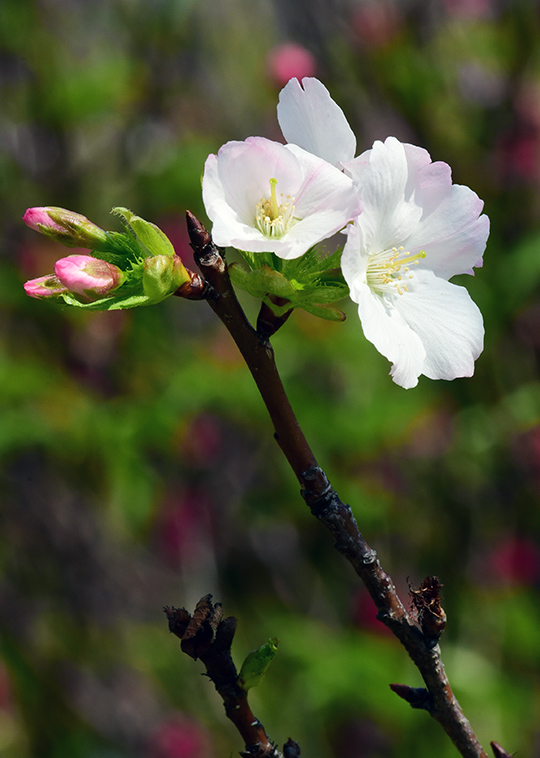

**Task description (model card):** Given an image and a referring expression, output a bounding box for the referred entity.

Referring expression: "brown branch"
[164,595,289,758]
[184,212,507,758]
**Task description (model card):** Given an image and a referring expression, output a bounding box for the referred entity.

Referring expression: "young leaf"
[237,638,279,691]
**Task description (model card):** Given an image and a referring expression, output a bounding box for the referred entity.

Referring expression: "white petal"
[405,183,489,278]
[285,143,362,217]
[343,223,484,387]
[345,136,488,279]
[392,270,484,382]
[355,281,427,389]
[345,137,423,254]
[209,137,303,225]
[202,137,303,248]
[277,77,356,167]
[341,220,368,301]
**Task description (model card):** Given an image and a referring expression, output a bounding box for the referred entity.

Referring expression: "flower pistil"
[255,178,297,239]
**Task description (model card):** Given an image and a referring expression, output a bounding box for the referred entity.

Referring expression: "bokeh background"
[1,0,540,756]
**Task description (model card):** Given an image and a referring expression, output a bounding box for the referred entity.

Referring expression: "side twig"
[182,212,508,758]
[164,595,289,758]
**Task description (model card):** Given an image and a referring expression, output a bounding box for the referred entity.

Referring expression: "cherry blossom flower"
[202,136,361,260]
[277,78,489,387]
[341,137,489,388]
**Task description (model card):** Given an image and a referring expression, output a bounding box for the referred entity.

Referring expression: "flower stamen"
[367,246,426,296]
[255,178,297,239]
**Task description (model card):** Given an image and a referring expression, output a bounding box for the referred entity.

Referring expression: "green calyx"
[229,247,350,322]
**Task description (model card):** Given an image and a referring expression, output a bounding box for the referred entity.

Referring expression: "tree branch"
[183,212,507,758]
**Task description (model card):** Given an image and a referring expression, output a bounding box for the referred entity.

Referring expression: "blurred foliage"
[1,0,540,757]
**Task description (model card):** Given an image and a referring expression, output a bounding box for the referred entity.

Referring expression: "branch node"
[362,549,378,565]
[186,210,226,272]
[390,683,435,713]
[173,268,210,299]
[409,576,447,644]
[256,299,294,340]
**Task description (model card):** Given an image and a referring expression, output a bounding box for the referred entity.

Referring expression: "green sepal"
[229,264,297,301]
[229,244,350,322]
[112,207,175,258]
[237,638,279,692]
[297,302,346,322]
[142,254,190,304]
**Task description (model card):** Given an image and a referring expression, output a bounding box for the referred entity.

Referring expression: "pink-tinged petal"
[203,138,303,241]
[405,184,489,278]
[285,143,362,217]
[55,255,122,298]
[24,274,67,299]
[277,77,356,167]
[218,137,303,222]
[345,136,488,278]
[202,137,361,259]
[392,270,484,382]
[345,137,423,253]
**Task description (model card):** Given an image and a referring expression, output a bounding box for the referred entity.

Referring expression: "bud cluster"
[23,206,191,311]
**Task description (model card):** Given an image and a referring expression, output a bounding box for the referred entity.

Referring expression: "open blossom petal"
[342,140,488,388]
[344,137,489,278]
[277,77,357,168]
[391,270,483,383]
[202,136,361,260]
[351,265,483,388]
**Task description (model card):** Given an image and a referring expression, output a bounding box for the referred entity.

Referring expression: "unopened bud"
[24,274,68,299]
[142,254,190,303]
[23,207,110,251]
[55,255,123,300]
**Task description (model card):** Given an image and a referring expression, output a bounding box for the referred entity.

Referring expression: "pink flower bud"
[24,274,68,299]
[54,255,123,299]
[23,207,110,250]
[23,208,65,234]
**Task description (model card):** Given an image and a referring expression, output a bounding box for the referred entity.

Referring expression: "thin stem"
[185,212,497,758]
[165,597,284,758]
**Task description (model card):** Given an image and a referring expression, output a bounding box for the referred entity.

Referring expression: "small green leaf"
[238,638,279,691]
[112,207,176,258]
[301,282,350,304]
[299,302,347,322]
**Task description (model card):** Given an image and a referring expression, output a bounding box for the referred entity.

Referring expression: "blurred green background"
[1,0,540,756]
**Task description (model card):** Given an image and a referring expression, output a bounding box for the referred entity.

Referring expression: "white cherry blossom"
[202,136,361,260]
[342,136,489,388]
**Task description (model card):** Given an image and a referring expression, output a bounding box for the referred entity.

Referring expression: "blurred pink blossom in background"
[267,43,316,87]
